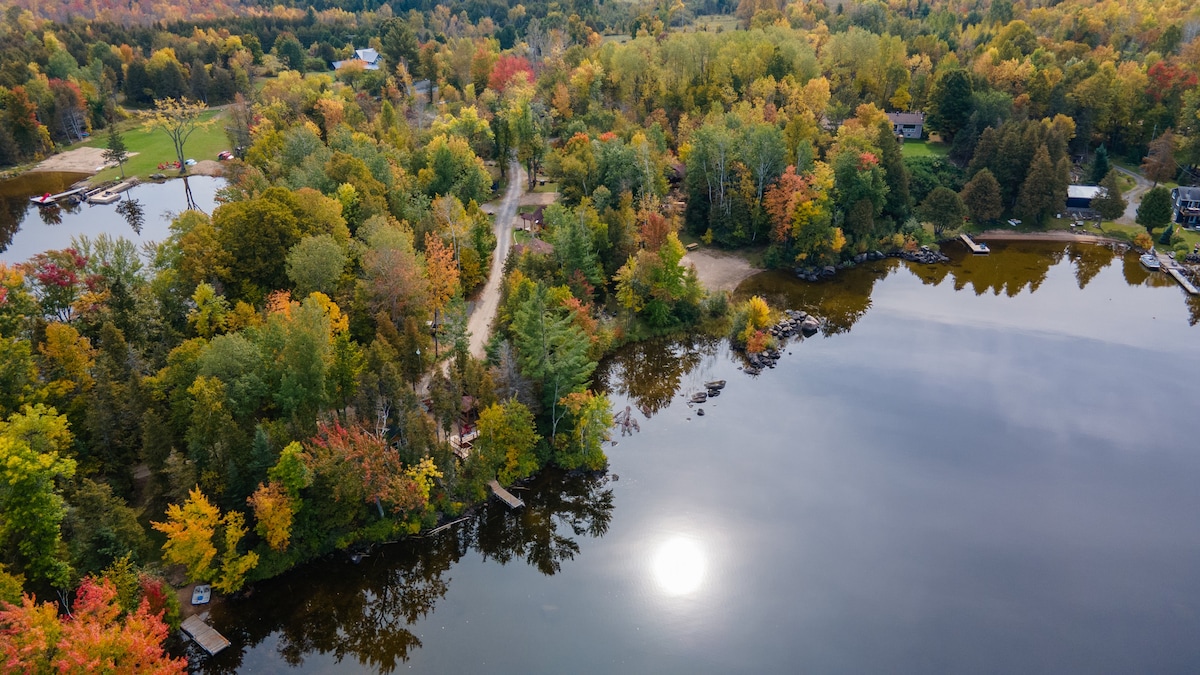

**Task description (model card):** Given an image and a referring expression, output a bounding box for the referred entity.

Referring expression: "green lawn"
[901,140,950,158]
[84,110,229,182]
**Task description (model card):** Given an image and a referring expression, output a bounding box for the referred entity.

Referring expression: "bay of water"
[0,172,223,263]
[193,242,1200,674]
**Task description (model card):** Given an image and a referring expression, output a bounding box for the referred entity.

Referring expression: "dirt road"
[1114,165,1153,224]
[466,160,524,358]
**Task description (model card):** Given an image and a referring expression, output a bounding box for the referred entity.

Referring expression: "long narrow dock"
[960,233,989,254]
[488,480,525,509]
[1155,250,1200,295]
[181,615,230,655]
[29,187,86,205]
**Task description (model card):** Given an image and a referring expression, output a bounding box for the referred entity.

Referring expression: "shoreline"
[972,230,1126,246]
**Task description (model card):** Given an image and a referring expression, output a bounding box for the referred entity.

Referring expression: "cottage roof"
[886,112,925,126]
[355,48,380,64]
[1173,186,1200,200]
[1067,185,1105,200]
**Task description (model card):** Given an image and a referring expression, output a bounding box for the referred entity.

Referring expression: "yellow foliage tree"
[140,97,213,175]
[152,487,219,584]
[247,482,295,552]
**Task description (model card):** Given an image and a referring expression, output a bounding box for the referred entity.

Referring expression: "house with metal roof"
[332,48,382,71]
[1066,185,1105,210]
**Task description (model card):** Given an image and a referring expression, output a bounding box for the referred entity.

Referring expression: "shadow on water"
[735,241,1200,332]
[192,469,614,674]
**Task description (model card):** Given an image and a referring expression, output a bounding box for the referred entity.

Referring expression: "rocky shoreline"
[794,247,949,281]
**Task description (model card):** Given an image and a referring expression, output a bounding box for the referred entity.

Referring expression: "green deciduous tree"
[1136,186,1172,234]
[928,69,974,141]
[474,399,540,485]
[287,234,347,298]
[918,186,966,236]
[0,405,76,587]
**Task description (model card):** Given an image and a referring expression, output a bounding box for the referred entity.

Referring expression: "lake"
[191,242,1200,673]
[0,172,223,263]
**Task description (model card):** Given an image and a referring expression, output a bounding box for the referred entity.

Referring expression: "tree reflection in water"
[736,242,1174,336]
[595,335,719,417]
[196,469,614,673]
[115,196,145,234]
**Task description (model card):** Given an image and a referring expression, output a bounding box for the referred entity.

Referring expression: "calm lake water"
[0,172,223,262]
[192,242,1200,674]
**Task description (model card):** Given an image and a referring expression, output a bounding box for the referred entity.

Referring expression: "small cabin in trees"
[519,205,545,233]
[886,112,925,140]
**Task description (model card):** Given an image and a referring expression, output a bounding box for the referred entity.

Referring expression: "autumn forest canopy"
[0,0,1198,667]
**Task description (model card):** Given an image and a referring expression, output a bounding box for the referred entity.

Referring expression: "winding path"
[466,159,524,358]
[1113,165,1153,224]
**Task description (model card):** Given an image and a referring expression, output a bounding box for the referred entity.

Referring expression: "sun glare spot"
[652,537,706,596]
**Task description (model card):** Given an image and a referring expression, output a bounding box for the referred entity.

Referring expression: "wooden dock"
[30,187,86,206]
[1155,250,1200,295]
[488,480,525,509]
[959,233,989,254]
[181,615,230,655]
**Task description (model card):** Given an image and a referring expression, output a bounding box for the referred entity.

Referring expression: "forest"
[0,0,1198,668]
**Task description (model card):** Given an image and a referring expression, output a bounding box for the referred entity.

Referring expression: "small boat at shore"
[191,584,211,605]
[1140,249,1162,270]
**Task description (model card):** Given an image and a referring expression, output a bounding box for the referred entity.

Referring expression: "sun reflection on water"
[652,537,706,596]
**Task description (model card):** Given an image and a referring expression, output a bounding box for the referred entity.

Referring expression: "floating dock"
[181,615,230,655]
[87,179,137,204]
[30,187,86,206]
[960,233,989,254]
[488,480,525,509]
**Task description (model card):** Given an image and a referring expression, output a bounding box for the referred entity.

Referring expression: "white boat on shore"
[1140,249,1161,270]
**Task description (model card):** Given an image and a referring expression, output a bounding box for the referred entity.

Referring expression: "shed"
[1066,185,1105,210]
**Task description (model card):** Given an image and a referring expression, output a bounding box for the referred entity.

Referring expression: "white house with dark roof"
[1172,186,1200,228]
[886,111,925,139]
[332,48,382,71]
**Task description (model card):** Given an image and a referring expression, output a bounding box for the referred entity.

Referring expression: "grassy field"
[900,140,950,158]
[84,110,229,182]
[687,14,740,32]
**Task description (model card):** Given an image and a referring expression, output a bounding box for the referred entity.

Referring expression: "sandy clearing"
[683,249,761,293]
[31,147,138,173]
[519,191,558,207]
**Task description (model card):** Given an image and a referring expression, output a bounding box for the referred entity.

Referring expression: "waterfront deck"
[488,480,525,509]
[449,430,479,460]
[181,615,230,655]
[1155,250,1200,295]
[960,233,989,254]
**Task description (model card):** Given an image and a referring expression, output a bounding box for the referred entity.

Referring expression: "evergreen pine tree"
[1090,145,1110,185]
[103,125,128,178]
[961,168,1003,225]
[1017,145,1057,225]
[1092,170,1127,221]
